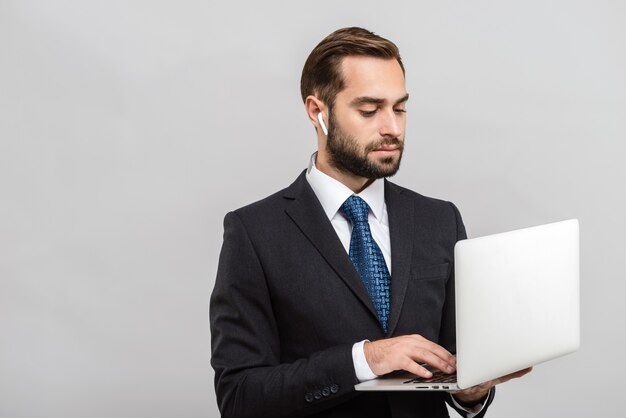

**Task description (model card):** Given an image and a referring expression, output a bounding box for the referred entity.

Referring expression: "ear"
[304,95,327,132]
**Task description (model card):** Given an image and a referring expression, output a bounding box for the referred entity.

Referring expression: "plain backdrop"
[1,1,625,417]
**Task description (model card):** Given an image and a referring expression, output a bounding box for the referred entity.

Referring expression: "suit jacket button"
[330,384,339,394]
[305,392,314,403]
[322,387,330,397]
[314,390,322,400]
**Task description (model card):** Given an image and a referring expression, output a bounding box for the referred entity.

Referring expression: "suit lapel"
[283,172,380,322]
[385,180,414,336]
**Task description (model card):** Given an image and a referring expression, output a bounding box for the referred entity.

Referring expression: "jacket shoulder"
[385,180,466,239]
[233,188,288,217]
[227,171,307,222]
[385,180,459,210]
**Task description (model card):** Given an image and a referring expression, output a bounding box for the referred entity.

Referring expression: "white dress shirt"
[305,153,488,417]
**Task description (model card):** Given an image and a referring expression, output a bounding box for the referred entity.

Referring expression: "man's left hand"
[450,367,533,405]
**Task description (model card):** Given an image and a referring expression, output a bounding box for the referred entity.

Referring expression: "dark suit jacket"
[210,171,495,418]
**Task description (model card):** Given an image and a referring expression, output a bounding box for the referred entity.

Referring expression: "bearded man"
[210,27,528,418]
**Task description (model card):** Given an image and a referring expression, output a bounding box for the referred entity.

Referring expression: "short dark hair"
[300,27,405,108]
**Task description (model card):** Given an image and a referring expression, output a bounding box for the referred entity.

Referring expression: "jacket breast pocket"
[414,262,450,280]
[401,262,451,340]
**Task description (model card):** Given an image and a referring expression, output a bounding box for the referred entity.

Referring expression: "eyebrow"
[350,93,410,107]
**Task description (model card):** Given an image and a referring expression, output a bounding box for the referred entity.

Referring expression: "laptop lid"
[355,219,580,391]
[454,218,580,388]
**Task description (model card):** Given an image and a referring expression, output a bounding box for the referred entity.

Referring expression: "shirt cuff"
[352,340,378,382]
[449,388,492,418]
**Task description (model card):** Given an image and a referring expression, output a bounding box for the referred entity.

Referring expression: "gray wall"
[1,1,624,417]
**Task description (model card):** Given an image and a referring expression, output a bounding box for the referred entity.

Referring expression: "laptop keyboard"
[403,370,458,384]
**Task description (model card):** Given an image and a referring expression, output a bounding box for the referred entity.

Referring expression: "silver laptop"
[355,219,580,391]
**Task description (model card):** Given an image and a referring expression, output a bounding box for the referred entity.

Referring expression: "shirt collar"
[305,152,385,221]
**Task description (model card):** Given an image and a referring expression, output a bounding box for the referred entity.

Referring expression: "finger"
[408,335,457,367]
[476,367,533,388]
[410,349,456,374]
[402,359,434,379]
[409,341,456,371]
[409,334,456,357]
[496,367,533,383]
[453,366,533,395]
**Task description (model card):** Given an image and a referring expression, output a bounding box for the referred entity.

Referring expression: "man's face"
[325,56,408,179]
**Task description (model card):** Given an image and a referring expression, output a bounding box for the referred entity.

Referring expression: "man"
[210,27,529,418]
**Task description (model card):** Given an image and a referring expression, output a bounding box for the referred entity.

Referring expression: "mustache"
[365,137,404,153]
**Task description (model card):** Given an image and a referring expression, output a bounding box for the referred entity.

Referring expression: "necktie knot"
[340,195,370,225]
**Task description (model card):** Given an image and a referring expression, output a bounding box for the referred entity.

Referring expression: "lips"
[367,138,403,154]
[371,146,401,155]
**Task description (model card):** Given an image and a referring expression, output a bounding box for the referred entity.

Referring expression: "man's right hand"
[363,334,457,378]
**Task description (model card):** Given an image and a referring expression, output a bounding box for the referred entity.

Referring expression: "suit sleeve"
[442,202,496,418]
[210,211,359,418]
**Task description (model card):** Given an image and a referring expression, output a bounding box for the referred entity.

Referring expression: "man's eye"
[360,110,377,117]
[394,108,407,114]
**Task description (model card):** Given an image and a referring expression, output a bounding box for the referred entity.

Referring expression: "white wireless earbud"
[317,112,328,136]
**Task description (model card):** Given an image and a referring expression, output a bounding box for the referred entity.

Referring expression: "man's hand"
[363,334,457,378]
[450,367,533,406]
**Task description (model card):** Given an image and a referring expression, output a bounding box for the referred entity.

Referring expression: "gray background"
[1,0,624,417]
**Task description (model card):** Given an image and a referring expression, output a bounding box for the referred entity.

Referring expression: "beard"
[326,112,404,179]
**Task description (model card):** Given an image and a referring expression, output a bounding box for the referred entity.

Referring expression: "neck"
[315,149,374,194]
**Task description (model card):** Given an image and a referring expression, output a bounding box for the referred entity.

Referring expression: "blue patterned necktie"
[340,195,391,333]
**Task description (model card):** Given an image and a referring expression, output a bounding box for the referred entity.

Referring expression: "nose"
[379,109,403,138]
